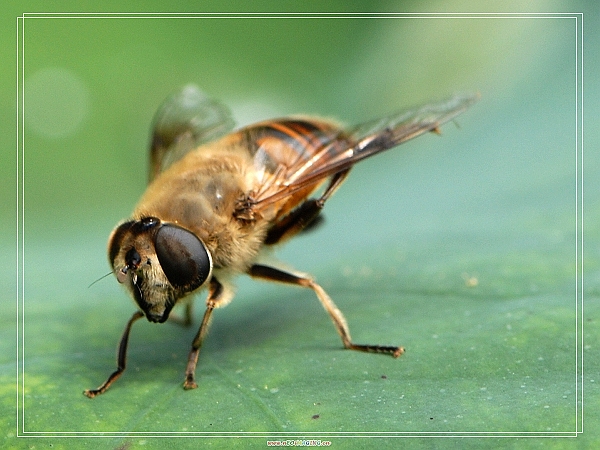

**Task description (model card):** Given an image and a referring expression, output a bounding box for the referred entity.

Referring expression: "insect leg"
[83,310,144,398]
[168,301,193,327]
[265,169,351,245]
[183,277,228,390]
[248,264,404,357]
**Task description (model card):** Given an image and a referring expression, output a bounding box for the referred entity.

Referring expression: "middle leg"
[183,277,232,390]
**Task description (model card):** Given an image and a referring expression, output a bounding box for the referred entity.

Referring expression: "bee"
[84,85,478,398]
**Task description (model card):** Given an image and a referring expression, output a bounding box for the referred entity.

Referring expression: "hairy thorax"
[133,143,269,272]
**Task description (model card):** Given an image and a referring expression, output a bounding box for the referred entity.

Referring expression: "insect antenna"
[88,271,114,289]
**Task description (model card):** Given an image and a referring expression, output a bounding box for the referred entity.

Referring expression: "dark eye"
[154,224,212,291]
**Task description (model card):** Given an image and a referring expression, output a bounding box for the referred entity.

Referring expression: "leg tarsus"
[345,342,405,358]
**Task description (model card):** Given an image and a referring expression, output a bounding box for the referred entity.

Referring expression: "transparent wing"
[250,92,479,212]
[149,84,235,181]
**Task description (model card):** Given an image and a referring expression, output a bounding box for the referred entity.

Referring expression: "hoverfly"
[84,85,477,397]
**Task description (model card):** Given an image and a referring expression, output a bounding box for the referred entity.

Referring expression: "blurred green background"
[2,1,598,449]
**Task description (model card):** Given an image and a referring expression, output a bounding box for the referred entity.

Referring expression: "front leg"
[84,310,145,398]
[183,277,233,390]
[168,301,193,327]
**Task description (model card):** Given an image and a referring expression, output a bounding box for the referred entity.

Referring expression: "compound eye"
[154,224,212,291]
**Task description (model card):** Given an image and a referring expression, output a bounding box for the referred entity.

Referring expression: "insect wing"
[149,84,235,181]
[250,93,479,210]
[237,119,348,219]
[347,92,479,155]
